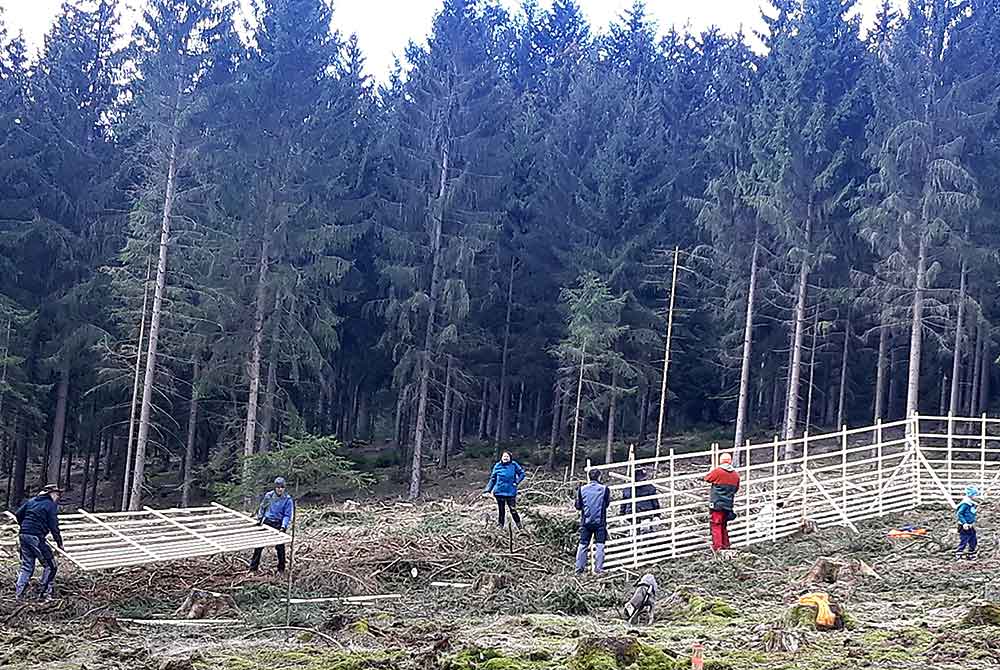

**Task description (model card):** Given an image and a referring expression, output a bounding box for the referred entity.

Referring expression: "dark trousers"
[250,519,286,572]
[495,495,521,527]
[16,534,57,597]
[957,525,978,556]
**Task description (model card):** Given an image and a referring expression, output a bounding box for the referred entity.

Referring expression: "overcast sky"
[0,0,897,79]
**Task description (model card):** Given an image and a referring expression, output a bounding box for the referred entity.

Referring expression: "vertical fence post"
[669,447,676,559]
[743,439,751,547]
[801,430,810,523]
[913,412,922,506]
[629,444,637,568]
[841,424,848,518]
[771,436,779,543]
[876,418,884,516]
[711,442,719,469]
[947,411,954,500]
[981,413,987,492]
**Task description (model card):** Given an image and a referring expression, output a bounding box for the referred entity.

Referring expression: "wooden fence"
[587,413,1000,571]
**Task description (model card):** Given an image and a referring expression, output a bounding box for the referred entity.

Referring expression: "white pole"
[841,424,848,519]
[629,444,637,568]
[876,418,884,516]
[771,436,779,542]
[947,411,954,499]
[981,413,987,491]
[802,430,809,522]
[655,247,681,462]
[743,439,751,547]
[913,412,922,506]
[669,447,676,559]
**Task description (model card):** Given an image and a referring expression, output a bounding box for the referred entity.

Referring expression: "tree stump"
[961,603,1000,626]
[803,556,878,584]
[473,572,511,595]
[761,625,807,653]
[173,589,238,620]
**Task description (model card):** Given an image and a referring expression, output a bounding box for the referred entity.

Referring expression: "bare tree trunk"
[837,310,851,428]
[905,238,927,419]
[570,345,586,478]
[81,434,92,511]
[258,292,284,455]
[874,312,889,421]
[439,357,452,468]
[970,320,984,416]
[409,143,448,500]
[734,237,759,449]
[605,369,618,463]
[12,418,26,507]
[655,247,680,459]
[782,259,809,449]
[89,433,100,510]
[980,328,991,413]
[242,235,270,470]
[939,371,949,415]
[638,382,649,444]
[949,264,967,414]
[548,381,561,469]
[533,389,543,440]
[46,363,70,486]
[478,381,488,440]
[888,338,899,419]
[497,257,515,445]
[130,117,180,511]
[515,380,525,435]
[804,308,820,432]
[182,357,200,508]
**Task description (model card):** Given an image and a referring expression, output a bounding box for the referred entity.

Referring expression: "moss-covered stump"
[961,603,1000,627]
[568,636,680,670]
[783,599,852,631]
[682,593,739,619]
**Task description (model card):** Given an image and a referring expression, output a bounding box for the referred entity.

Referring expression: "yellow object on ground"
[798,593,836,628]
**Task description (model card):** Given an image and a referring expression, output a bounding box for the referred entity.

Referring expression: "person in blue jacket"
[484,451,526,530]
[250,477,294,573]
[956,485,979,561]
[575,469,611,574]
[13,484,65,599]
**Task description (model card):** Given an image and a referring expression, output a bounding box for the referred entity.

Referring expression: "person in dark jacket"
[249,477,294,574]
[619,467,660,535]
[575,469,611,574]
[484,451,526,529]
[704,453,740,552]
[13,484,65,599]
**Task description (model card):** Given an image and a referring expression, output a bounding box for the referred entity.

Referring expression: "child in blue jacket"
[484,451,526,530]
[956,486,979,561]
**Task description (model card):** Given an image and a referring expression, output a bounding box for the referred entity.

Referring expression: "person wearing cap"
[13,484,65,599]
[704,453,740,552]
[249,477,294,574]
[955,485,979,561]
[575,469,612,574]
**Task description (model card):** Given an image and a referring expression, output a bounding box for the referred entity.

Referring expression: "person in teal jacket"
[484,451,526,529]
[956,485,978,560]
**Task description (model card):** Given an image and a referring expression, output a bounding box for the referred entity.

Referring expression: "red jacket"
[705,465,740,512]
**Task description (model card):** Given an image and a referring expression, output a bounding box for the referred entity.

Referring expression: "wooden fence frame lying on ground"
[587,413,1000,571]
[2,502,286,571]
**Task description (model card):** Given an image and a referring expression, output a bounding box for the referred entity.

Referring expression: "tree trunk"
[837,311,851,428]
[182,357,200,508]
[242,235,270,469]
[394,385,405,445]
[970,320,984,416]
[439,356,452,468]
[939,371,949,415]
[357,391,370,442]
[497,257,515,444]
[533,389,543,440]
[888,338,899,419]
[548,381,561,467]
[905,238,927,419]
[980,328,991,413]
[408,143,448,500]
[81,435,92,510]
[12,417,26,507]
[89,433,100,510]
[570,345,586,478]
[477,381,488,440]
[47,363,70,486]
[516,381,525,435]
[605,370,618,463]
[950,264,967,415]
[129,115,180,512]
[783,259,810,449]
[257,291,282,454]
[805,308,820,432]
[874,312,889,421]
[734,237,759,448]
[638,381,650,444]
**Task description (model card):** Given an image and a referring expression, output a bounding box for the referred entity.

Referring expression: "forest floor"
[1,448,999,670]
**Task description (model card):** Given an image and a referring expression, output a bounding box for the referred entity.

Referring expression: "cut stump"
[174,589,238,620]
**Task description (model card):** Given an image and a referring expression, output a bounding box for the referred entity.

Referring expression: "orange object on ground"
[798,593,836,628]
[888,527,928,539]
[691,643,704,670]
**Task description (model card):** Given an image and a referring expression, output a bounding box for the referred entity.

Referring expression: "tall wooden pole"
[655,247,680,461]
[570,344,586,478]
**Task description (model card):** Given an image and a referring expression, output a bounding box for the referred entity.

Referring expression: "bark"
[733,237,759,448]
[81,436,92,510]
[981,330,991,413]
[970,320,984,416]
[605,369,618,463]
[949,264,967,414]
[242,235,270,468]
[888,339,899,419]
[408,142,448,500]
[533,389,543,440]
[837,311,851,428]
[439,357,452,468]
[89,433,100,510]
[570,345,586,477]
[874,312,889,421]
[548,381,561,464]
[394,385,405,445]
[905,238,927,419]
[129,112,181,512]
[182,357,200,508]
[357,391,370,442]
[783,258,810,448]
[804,308,820,431]
[655,247,680,456]
[12,417,25,507]
[516,381,525,435]
[497,257,515,444]
[638,382,649,444]
[939,371,949,415]
[477,381,488,440]
[46,363,70,486]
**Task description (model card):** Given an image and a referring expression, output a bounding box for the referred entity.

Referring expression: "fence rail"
[586,413,999,571]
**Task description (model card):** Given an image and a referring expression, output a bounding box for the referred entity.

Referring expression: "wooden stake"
[655,247,680,462]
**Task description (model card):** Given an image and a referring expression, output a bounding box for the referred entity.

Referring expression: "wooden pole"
[655,247,680,462]
[570,345,586,478]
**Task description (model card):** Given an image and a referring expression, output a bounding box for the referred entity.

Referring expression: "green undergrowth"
[198,648,402,670]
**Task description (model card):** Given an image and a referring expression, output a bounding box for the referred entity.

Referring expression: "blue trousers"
[957,525,978,556]
[15,534,57,597]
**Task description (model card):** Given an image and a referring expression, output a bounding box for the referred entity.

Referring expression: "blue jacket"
[486,461,526,498]
[14,495,64,547]
[257,491,294,530]
[957,497,977,526]
[576,481,611,528]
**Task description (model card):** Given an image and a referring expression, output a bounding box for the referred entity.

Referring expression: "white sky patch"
[1,0,902,80]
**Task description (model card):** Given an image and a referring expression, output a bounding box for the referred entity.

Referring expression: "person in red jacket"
[704,453,740,552]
